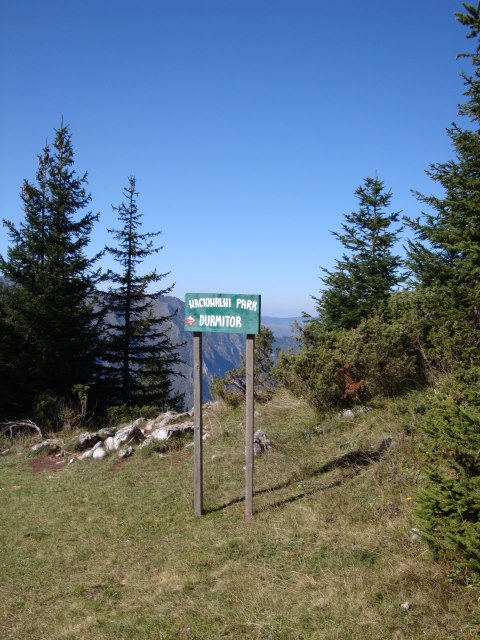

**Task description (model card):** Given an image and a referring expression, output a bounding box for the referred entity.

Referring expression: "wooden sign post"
[193,331,203,516]
[185,293,261,519]
[245,333,255,519]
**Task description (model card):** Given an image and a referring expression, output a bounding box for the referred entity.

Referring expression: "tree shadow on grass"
[205,437,392,515]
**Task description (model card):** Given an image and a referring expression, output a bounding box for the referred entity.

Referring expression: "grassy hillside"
[0,388,478,639]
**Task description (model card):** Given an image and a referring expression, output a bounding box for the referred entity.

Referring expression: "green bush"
[276,325,350,410]
[277,293,426,410]
[415,368,480,575]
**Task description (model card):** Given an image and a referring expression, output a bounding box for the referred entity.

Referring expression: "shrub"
[276,326,353,410]
[277,294,426,410]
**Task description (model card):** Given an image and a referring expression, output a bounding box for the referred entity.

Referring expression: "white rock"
[92,446,107,460]
[110,425,144,450]
[253,430,272,455]
[79,448,94,460]
[74,432,100,451]
[149,427,170,441]
[119,446,134,458]
[410,527,420,541]
[97,426,117,439]
[104,436,115,451]
[31,439,62,454]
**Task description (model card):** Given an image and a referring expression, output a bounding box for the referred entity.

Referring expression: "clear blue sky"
[0,0,470,316]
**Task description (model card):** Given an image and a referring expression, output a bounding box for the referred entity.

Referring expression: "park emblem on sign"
[184,293,261,334]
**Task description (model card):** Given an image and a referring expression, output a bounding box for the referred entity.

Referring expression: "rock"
[79,441,105,461]
[31,439,62,454]
[148,427,170,442]
[410,527,420,542]
[104,436,116,452]
[109,424,144,450]
[401,602,412,611]
[156,411,177,428]
[73,432,101,451]
[253,430,271,455]
[119,446,134,459]
[140,420,195,449]
[92,445,107,460]
[379,437,393,452]
[143,411,177,433]
[79,448,94,460]
[97,426,117,440]
[169,421,195,437]
[338,406,371,420]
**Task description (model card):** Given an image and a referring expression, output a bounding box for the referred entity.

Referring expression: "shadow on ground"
[206,438,392,514]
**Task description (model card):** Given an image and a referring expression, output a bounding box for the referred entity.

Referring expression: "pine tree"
[0,122,102,418]
[406,3,480,351]
[102,176,183,410]
[0,280,23,415]
[409,3,480,578]
[314,176,404,329]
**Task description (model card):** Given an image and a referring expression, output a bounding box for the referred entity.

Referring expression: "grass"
[0,387,478,639]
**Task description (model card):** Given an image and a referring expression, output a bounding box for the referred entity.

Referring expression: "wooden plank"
[193,332,203,516]
[245,333,255,518]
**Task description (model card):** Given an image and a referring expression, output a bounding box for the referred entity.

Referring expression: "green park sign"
[184,293,261,334]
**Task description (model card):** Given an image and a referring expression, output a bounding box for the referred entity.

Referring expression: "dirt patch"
[28,454,67,474]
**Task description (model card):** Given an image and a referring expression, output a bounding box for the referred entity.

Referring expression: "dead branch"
[0,419,45,439]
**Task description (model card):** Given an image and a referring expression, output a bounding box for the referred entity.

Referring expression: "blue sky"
[0,0,470,316]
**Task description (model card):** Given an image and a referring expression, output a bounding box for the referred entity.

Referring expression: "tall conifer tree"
[314,176,404,329]
[407,3,480,577]
[406,3,480,345]
[102,176,183,410]
[0,122,101,417]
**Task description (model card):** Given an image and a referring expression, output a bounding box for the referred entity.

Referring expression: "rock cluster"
[29,402,273,463]
[74,413,196,462]
[30,410,200,463]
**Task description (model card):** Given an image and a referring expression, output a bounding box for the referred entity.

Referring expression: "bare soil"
[28,454,67,474]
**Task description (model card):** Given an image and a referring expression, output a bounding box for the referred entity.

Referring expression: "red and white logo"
[185,315,196,327]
